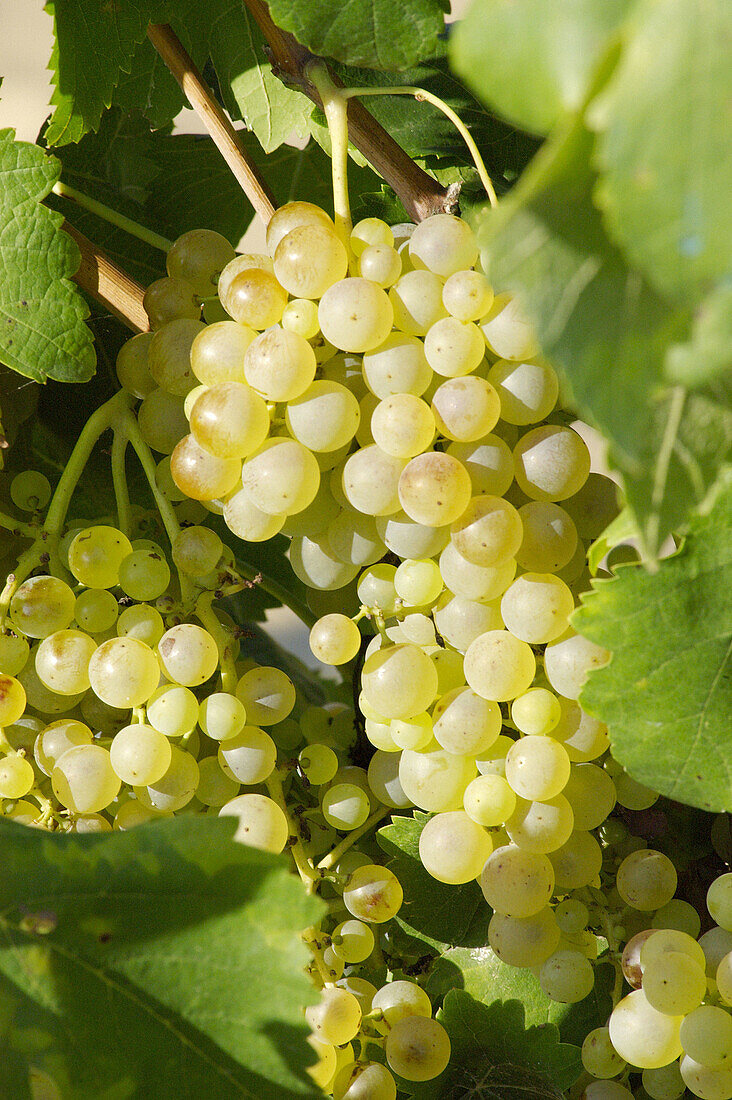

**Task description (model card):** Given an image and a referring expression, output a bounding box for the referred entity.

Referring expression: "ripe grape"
[219,792,289,852]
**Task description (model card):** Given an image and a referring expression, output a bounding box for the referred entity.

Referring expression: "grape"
[680,1005,732,1069]
[34,629,96,695]
[488,905,560,967]
[309,614,361,666]
[74,589,119,634]
[118,549,171,602]
[341,444,405,516]
[170,434,241,502]
[195,756,240,807]
[113,800,160,830]
[350,218,393,255]
[418,810,493,884]
[166,229,235,297]
[242,437,320,516]
[480,844,554,917]
[116,332,156,398]
[305,987,362,1046]
[189,381,270,460]
[297,743,338,786]
[447,436,514,498]
[463,774,516,827]
[265,201,334,254]
[367,750,412,808]
[171,526,223,577]
[510,688,560,736]
[327,511,384,567]
[652,899,701,939]
[343,864,403,922]
[273,223,348,298]
[10,470,51,512]
[487,359,559,425]
[708,875,732,931]
[442,269,493,322]
[424,317,485,378]
[225,268,288,329]
[0,671,26,724]
[394,558,442,607]
[643,949,707,1016]
[439,542,516,601]
[399,746,476,812]
[333,1062,396,1100]
[148,318,204,396]
[0,632,30,676]
[88,637,161,709]
[682,1057,732,1098]
[361,643,438,720]
[321,783,371,830]
[336,976,377,1015]
[158,624,218,687]
[34,719,93,775]
[555,898,589,935]
[616,848,677,911]
[306,1034,337,1091]
[451,494,523,567]
[539,948,594,1003]
[642,1062,686,1100]
[398,451,472,527]
[376,511,449,561]
[18,655,83,714]
[463,630,536,702]
[224,486,286,542]
[372,980,431,1025]
[135,746,199,812]
[370,394,435,458]
[283,482,340,539]
[544,630,611,700]
[138,388,189,454]
[359,244,402,288]
[581,1026,627,1079]
[68,527,132,590]
[110,722,172,785]
[4,799,42,826]
[385,1015,450,1082]
[51,744,121,813]
[513,425,591,502]
[409,214,477,276]
[219,792,289,852]
[290,533,359,590]
[501,572,575,645]
[190,321,253,387]
[197,692,246,742]
[583,1082,634,1099]
[389,270,447,335]
[242,327,316,404]
[319,278,394,352]
[515,501,578,574]
[565,471,621,539]
[609,988,684,1069]
[505,794,574,854]
[505,735,571,801]
[549,830,603,889]
[432,686,501,756]
[117,604,165,647]
[143,276,199,328]
[479,293,539,361]
[563,764,617,831]
[433,593,502,653]
[285,380,361,454]
[431,376,501,442]
[389,711,432,751]
[0,755,34,798]
[551,699,610,762]
[361,333,432,398]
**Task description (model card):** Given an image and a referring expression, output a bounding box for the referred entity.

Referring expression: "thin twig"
[53,181,172,251]
[242,0,456,222]
[63,222,148,333]
[147,23,276,224]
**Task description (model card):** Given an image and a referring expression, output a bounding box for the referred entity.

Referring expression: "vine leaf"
[406,990,581,1098]
[0,815,323,1099]
[267,0,448,71]
[665,286,732,390]
[592,0,732,307]
[0,131,95,384]
[574,473,732,812]
[450,0,634,135]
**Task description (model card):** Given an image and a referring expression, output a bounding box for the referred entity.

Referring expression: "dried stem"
[63,222,148,333]
[242,0,457,222]
[147,23,276,224]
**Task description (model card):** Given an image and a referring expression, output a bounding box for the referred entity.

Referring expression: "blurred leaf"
[665,286,732,390]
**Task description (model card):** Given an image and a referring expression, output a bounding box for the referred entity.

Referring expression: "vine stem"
[234,560,317,630]
[266,770,318,890]
[111,430,132,540]
[341,87,498,208]
[53,182,172,252]
[147,23,277,224]
[317,807,391,872]
[195,591,238,693]
[307,62,352,246]
[0,512,36,540]
[63,222,148,333]
[647,385,685,567]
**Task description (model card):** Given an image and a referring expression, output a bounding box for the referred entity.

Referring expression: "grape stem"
[233,559,317,630]
[307,62,353,246]
[147,23,277,224]
[340,87,498,208]
[317,807,391,872]
[111,430,132,540]
[195,592,238,693]
[266,769,318,890]
[52,182,172,252]
[0,512,36,540]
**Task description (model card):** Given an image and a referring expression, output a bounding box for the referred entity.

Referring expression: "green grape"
[166,228,235,297]
[79,693,129,735]
[505,794,574,854]
[18,654,84,714]
[370,392,435,459]
[148,318,204,396]
[117,604,165,647]
[327,511,384,567]
[432,686,501,756]
[399,746,476,813]
[330,919,375,965]
[190,320,254,386]
[389,269,447,335]
[241,437,320,516]
[4,713,42,752]
[357,564,398,615]
[351,217,394,256]
[158,624,219,687]
[371,980,431,1028]
[385,1015,451,1082]
[236,666,295,726]
[306,1034,337,1091]
[552,698,610,762]
[74,589,119,634]
[343,864,403,923]
[361,644,438,720]
[513,424,591,503]
[195,756,240,807]
[116,331,156,398]
[137,388,189,454]
[0,632,30,676]
[333,1061,396,1100]
[341,444,405,517]
[321,783,371,830]
[583,1082,633,1100]
[113,799,161,830]
[511,687,561,736]
[432,593,501,654]
[282,297,320,339]
[708,875,732,932]
[408,213,477,276]
[480,844,554,917]
[189,381,270,460]
[244,327,317,403]
[463,774,516,827]
[644,950,707,1016]
[68,526,133,589]
[51,744,121,813]
[143,275,199,329]
[680,1005,732,1070]
[515,501,578,574]
[642,1062,686,1100]
[555,898,589,935]
[505,735,571,801]
[487,359,558,426]
[4,799,42,826]
[0,672,26,725]
[563,764,617,831]
[424,316,485,378]
[34,719,93,776]
[392,558,441,607]
[609,989,683,1070]
[286,380,361,453]
[298,743,338,786]
[336,976,377,1014]
[72,813,113,833]
[10,575,76,638]
[0,754,34,799]
[539,948,594,1003]
[265,201,334,254]
[170,433,241,502]
[418,810,493,884]
[134,746,199,813]
[431,376,501,442]
[145,684,200,740]
[218,725,277,784]
[35,629,96,695]
[225,268,288,329]
[447,437,514,498]
[387,712,431,751]
[451,494,523,567]
[581,1025,627,1079]
[398,451,472,528]
[500,573,574,644]
[367,750,412,809]
[319,278,394,352]
[199,692,247,742]
[290,533,358,591]
[88,637,161,709]
[109,722,172,785]
[305,987,362,1046]
[362,333,432,399]
[171,526,223,577]
[652,899,701,939]
[488,906,560,968]
[10,470,51,512]
[273,224,348,298]
[479,293,539,361]
[118,549,171,602]
[464,629,536,702]
[442,268,493,322]
[359,244,402,288]
[282,482,340,539]
[616,849,677,911]
[219,792,289,852]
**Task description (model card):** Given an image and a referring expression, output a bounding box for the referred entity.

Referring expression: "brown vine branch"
[64,223,148,333]
[242,0,457,222]
[147,23,277,225]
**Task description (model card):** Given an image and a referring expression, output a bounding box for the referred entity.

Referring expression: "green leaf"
[377,812,490,951]
[408,990,581,1098]
[450,0,634,135]
[574,474,732,812]
[0,815,323,1099]
[592,0,732,306]
[111,36,187,129]
[267,0,447,71]
[475,117,730,555]
[0,131,95,384]
[666,286,732,390]
[587,507,638,575]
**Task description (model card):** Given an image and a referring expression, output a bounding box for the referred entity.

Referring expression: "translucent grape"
[309,614,361,665]
[0,671,26,724]
[51,744,121,813]
[424,317,485,378]
[166,229,235,297]
[361,333,432,398]
[539,948,595,1003]
[333,1062,396,1100]
[0,755,34,798]
[360,644,438,720]
[370,394,435,458]
[549,829,603,889]
[501,572,574,644]
[74,589,119,635]
[236,666,295,726]
[170,434,241,502]
[225,268,288,329]
[189,381,270,459]
[643,950,706,1015]
[265,201,334,254]
[515,501,578,574]
[137,388,189,454]
[117,604,165,648]
[88,637,161,708]
[148,318,204,396]
[135,746,199,812]
[118,549,171,602]
[143,275,199,328]
[505,735,570,801]
[219,792,289,852]
[394,558,442,607]
[581,1026,627,1079]
[343,864,403,922]
[190,320,254,386]
[398,451,472,527]
[376,511,449,561]
[0,632,30,676]
[285,380,361,452]
[487,359,558,425]
[564,471,620,540]
[409,214,477,276]
[432,686,501,756]
[241,437,320,516]
[680,1005,732,1070]
[282,297,320,340]
[224,486,286,542]
[431,376,501,442]
[551,698,610,762]
[158,624,218,686]
[616,848,677,911]
[319,278,394,352]
[464,630,536,702]
[34,719,93,776]
[480,844,554,917]
[110,722,172,785]
[290,533,359,590]
[367,750,412,808]
[543,630,611,700]
[327,511,384,567]
[479,293,539,361]
[321,783,371,831]
[419,810,493,884]
[195,756,240,807]
[432,593,502,653]
[67,526,133,589]
[447,436,515,498]
[511,687,561,736]
[11,469,51,512]
[563,764,617,831]
[609,989,683,1070]
[505,794,574,854]
[708,875,732,931]
[243,327,317,403]
[488,906,560,967]
[171,526,223,577]
[389,270,447,335]
[450,494,523,567]
[513,425,591,502]
[342,444,405,516]
[399,746,476,812]
[463,774,516,827]
[439,543,516,602]
[306,987,362,1047]
[442,269,493,322]
[359,244,402,287]
[34,629,96,695]
[274,224,348,298]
